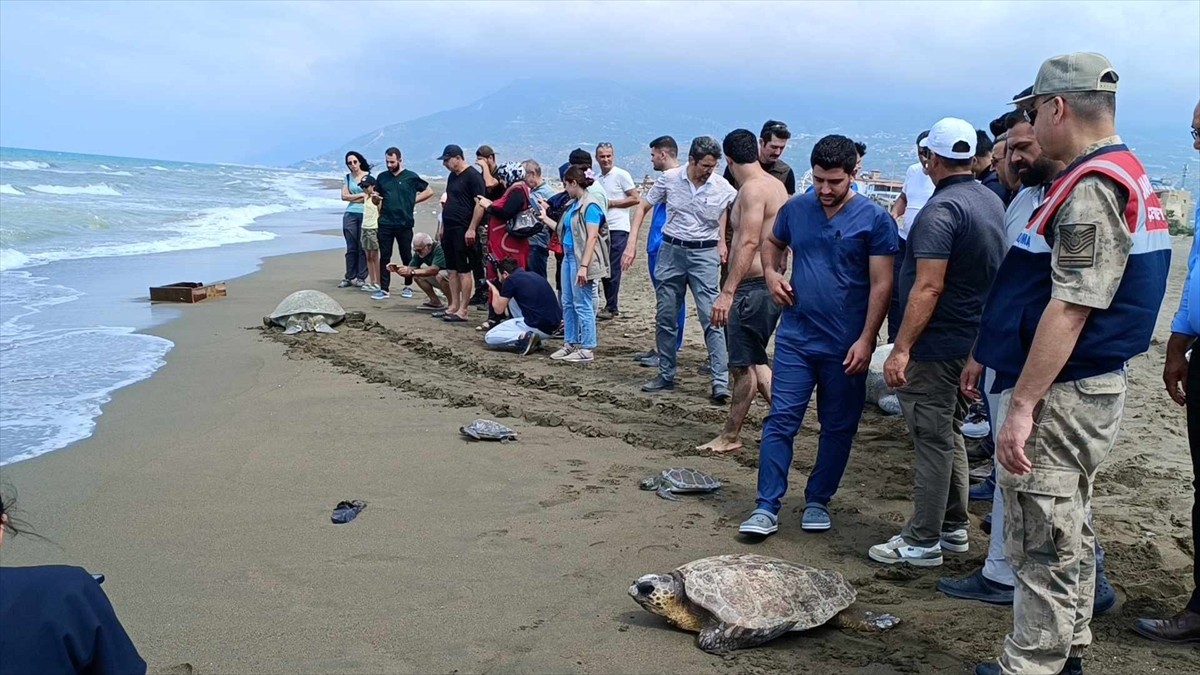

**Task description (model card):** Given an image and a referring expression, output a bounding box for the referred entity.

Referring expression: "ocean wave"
[0,203,288,270]
[0,248,31,271]
[0,184,24,196]
[42,168,135,177]
[28,183,123,196]
[0,160,51,171]
[0,326,173,466]
[149,166,169,171]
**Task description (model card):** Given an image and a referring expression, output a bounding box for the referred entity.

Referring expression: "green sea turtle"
[460,419,517,442]
[264,290,346,334]
[629,553,899,653]
[639,468,721,501]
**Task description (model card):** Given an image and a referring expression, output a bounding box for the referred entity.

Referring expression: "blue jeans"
[647,245,685,351]
[602,230,629,313]
[342,212,366,282]
[654,242,727,389]
[561,248,596,349]
[528,245,549,280]
[755,339,868,514]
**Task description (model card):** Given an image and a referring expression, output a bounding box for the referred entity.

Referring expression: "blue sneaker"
[738,509,778,536]
[969,477,995,502]
[801,503,832,532]
[371,290,390,300]
[400,287,414,299]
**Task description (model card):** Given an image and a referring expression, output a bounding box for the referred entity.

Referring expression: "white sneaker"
[563,348,594,364]
[868,534,943,567]
[400,287,414,299]
[360,283,378,292]
[550,344,576,360]
[939,528,970,553]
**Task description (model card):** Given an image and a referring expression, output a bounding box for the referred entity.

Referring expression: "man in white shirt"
[631,136,738,403]
[886,130,935,342]
[595,143,639,321]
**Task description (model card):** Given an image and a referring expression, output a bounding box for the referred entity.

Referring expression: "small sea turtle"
[460,419,517,443]
[629,553,900,653]
[639,468,721,501]
[264,290,346,334]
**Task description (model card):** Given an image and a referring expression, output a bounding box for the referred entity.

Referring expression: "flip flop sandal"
[431,310,447,318]
[331,500,367,524]
[443,315,468,323]
[419,302,446,310]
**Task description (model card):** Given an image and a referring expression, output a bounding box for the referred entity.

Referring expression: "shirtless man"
[701,129,789,453]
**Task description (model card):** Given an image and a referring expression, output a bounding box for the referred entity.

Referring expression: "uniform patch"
[1055,223,1096,268]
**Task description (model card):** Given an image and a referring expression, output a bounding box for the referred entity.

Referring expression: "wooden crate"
[149,281,227,303]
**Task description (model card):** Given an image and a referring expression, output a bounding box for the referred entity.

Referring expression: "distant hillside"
[296,78,1197,193]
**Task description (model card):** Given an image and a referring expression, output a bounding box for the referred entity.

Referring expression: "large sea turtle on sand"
[629,553,899,653]
[264,290,346,334]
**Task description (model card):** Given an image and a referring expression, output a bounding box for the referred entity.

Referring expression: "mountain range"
[295,78,1197,192]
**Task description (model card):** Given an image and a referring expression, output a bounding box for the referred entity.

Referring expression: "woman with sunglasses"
[338,151,372,288]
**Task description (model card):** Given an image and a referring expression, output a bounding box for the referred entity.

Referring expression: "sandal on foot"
[331,500,367,524]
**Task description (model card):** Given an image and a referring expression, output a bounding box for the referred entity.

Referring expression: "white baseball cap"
[918,117,976,160]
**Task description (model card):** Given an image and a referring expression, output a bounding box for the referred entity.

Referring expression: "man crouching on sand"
[388,232,450,311]
[699,130,788,454]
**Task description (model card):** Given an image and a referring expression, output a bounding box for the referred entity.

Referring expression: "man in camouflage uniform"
[972,53,1171,675]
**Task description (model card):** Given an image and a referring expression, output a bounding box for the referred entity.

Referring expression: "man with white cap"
[971,53,1171,675]
[870,117,1006,567]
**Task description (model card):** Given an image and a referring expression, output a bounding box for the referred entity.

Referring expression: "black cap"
[358,175,377,189]
[568,148,592,168]
[438,144,464,161]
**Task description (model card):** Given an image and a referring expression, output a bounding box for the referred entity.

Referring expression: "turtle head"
[638,476,659,491]
[629,573,681,616]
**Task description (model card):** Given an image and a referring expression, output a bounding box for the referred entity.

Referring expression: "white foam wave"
[0,184,24,196]
[149,165,169,171]
[28,183,122,196]
[0,248,31,271]
[4,203,287,270]
[0,160,51,171]
[99,164,113,170]
[0,326,173,466]
[42,168,134,177]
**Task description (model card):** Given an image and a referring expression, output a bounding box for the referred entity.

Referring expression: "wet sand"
[2,206,1198,674]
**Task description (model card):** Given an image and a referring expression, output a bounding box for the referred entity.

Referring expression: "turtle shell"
[267,290,346,325]
[661,468,721,492]
[677,554,855,632]
[460,419,517,442]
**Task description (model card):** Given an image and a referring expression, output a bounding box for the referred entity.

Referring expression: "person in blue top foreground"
[0,490,146,675]
[1134,99,1200,646]
[970,52,1171,675]
[738,135,897,537]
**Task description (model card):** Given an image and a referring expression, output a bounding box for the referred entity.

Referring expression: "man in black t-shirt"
[374,147,432,299]
[483,258,562,355]
[438,144,486,323]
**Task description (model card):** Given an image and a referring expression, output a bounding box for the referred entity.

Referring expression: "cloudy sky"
[1,0,1197,164]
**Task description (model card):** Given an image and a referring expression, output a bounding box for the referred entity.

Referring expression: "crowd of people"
[4,51,1197,675]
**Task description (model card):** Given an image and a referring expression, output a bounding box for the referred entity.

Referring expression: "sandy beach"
[3,202,1199,674]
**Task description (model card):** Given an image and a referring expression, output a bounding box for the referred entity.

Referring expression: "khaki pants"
[897,358,970,547]
[996,370,1126,675]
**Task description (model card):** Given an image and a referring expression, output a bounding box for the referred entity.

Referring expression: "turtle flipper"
[656,486,679,501]
[313,318,337,334]
[697,621,795,653]
[282,317,303,335]
[830,610,901,632]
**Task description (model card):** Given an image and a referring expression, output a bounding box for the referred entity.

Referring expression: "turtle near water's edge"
[629,553,900,653]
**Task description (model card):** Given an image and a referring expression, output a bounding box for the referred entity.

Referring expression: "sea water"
[0,147,345,465]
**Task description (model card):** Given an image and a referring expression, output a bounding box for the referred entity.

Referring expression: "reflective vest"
[975,143,1171,391]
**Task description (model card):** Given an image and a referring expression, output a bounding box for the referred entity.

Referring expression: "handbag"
[504,185,544,239]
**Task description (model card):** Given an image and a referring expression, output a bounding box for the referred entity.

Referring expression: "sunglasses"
[1023,96,1057,126]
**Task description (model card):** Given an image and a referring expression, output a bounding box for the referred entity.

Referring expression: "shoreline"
[0,229,1197,672]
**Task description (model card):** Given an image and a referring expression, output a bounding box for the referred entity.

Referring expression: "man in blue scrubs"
[739,135,898,536]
